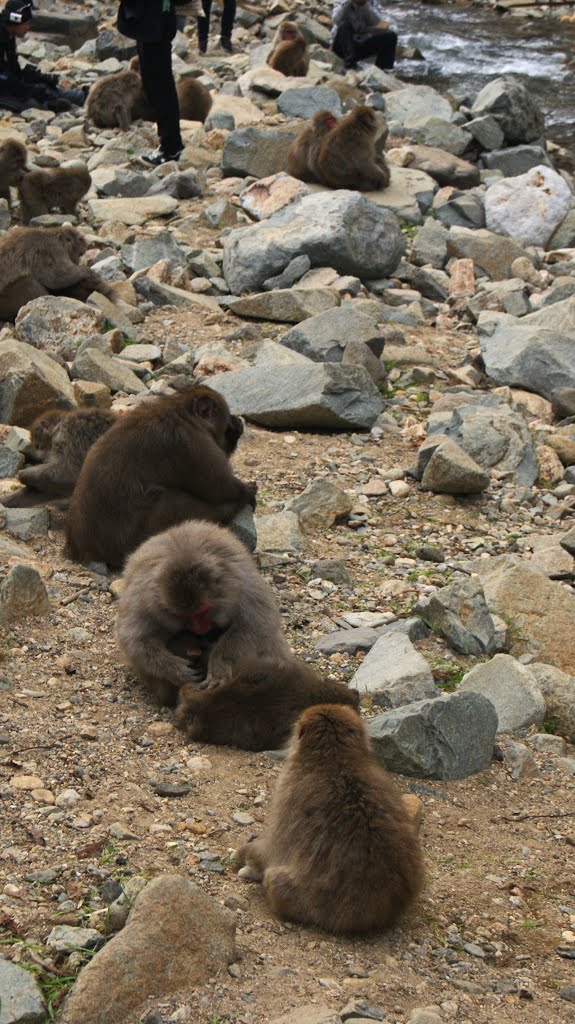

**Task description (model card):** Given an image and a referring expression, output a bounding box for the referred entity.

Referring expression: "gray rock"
[222,191,404,294]
[528,732,568,755]
[561,525,575,557]
[0,447,24,478]
[433,188,485,230]
[314,626,384,655]
[342,337,386,385]
[72,349,146,395]
[485,165,572,248]
[205,109,235,130]
[470,75,545,145]
[209,363,384,430]
[14,297,106,353]
[406,116,472,157]
[228,288,339,323]
[411,218,449,269]
[530,662,575,742]
[310,558,351,586]
[229,505,257,553]
[121,231,187,272]
[0,339,74,425]
[255,511,304,553]
[281,305,386,363]
[117,344,161,364]
[285,478,352,530]
[459,654,545,733]
[420,436,490,495]
[438,403,538,485]
[384,84,453,132]
[146,170,202,199]
[368,691,498,779]
[407,1012,443,1024]
[94,26,135,60]
[422,578,500,656]
[548,206,575,249]
[270,1007,342,1024]
[465,114,504,151]
[446,226,529,280]
[4,507,49,541]
[47,925,101,953]
[105,876,148,933]
[253,340,312,368]
[277,86,342,120]
[496,736,538,779]
[350,633,438,708]
[97,168,152,198]
[222,126,297,178]
[263,255,311,291]
[397,144,479,189]
[0,956,46,1023]
[483,144,551,177]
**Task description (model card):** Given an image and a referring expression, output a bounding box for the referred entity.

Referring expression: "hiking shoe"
[142,146,183,166]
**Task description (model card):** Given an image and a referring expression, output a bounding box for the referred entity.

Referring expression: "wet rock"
[446,226,529,280]
[0,956,47,1023]
[0,339,75,426]
[421,578,500,656]
[277,86,342,119]
[228,288,339,323]
[284,478,353,530]
[350,633,438,708]
[60,875,235,1024]
[470,75,545,145]
[485,165,572,248]
[460,654,545,733]
[530,663,575,742]
[280,304,385,363]
[14,298,106,353]
[0,564,50,624]
[222,126,297,178]
[368,691,497,779]
[255,511,304,553]
[420,436,490,494]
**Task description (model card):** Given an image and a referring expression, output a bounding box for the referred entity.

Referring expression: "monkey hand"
[242,480,258,510]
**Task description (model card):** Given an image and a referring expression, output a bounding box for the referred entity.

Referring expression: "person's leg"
[138,39,182,158]
[355,28,398,70]
[220,0,236,50]
[197,0,211,53]
[332,21,358,70]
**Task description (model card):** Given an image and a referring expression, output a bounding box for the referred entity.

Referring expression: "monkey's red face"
[184,601,212,634]
[283,27,297,39]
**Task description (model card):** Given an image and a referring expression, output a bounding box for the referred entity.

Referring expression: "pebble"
[10,774,43,790]
[231,811,254,826]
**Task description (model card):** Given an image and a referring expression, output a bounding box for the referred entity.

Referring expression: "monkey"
[115,520,290,706]
[237,704,424,933]
[16,408,117,499]
[18,162,91,224]
[175,656,360,750]
[0,138,28,209]
[267,21,309,77]
[85,68,144,132]
[314,105,390,191]
[129,59,213,124]
[65,386,257,571]
[286,110,339,183]
[0,226,115,321]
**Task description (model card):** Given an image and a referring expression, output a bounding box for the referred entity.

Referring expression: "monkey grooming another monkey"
[175,656,360,750]
[267,21,309,77]
[315,105,390,191]
[18,162,91,223]
[66,386,257,570]
[116,520,290,706]
[86,68,144,131]
[15,408,116,501]
[238,704,424,933]
[0,137,27,209]
[286,110,339,183]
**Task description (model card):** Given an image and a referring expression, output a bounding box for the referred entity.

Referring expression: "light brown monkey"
[116,520,290,706]
[237,704,424,933]
[175,656,360,750]
[0,226,115,320]
[286,109,339,183]
[267,21,309,77]
[66,386,256,570]
[0,138,28,209]
[315,105,390,191]
[18,162,91,224]
[85,69,144,131]
[16,408,117,499]
[177,76,213,123]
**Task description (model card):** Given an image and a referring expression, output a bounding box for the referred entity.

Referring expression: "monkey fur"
[175,656,360,750]
[18,162,91,224]
[314,105,390,191]
[128,59,212,124]
[66,386,257,570]
[16,408,117,499]
[86,69,144,132]
[116,520,290,706]
[238,704,424,933]
[286,110,339,183]
[0,138,28,209]
[267,21,309,77]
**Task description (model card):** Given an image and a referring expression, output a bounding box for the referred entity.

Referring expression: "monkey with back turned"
[18,161,91,223]
[287,109,339,183]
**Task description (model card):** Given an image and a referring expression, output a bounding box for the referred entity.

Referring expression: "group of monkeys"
[7,385,424,933]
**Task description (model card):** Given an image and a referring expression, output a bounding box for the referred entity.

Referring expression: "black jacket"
[117,0,177,43]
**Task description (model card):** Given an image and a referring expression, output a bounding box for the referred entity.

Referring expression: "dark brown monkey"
[175,656,360,750]
[237,704,424,933]
[286,109,338,183]
[18,162,92,224]
[66,386,257,570]
[0,226,114,320]
[267,21,309,77]
[116,520,289,706]
[0,138,28,209]
[177,77,213,123]
[17,408,117,499]
[86,69,144,131]
[315,105,390,191]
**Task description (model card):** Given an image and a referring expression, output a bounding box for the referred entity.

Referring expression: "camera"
[2,2,33,25]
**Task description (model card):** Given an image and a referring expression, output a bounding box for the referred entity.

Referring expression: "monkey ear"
[195,394,221,423]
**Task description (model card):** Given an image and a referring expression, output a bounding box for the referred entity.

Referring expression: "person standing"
[197,0,236,55]
[117,0,184,165]
[331,0,397,72]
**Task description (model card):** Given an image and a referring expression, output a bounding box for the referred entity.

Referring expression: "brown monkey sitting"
[267,21,309,77]
[116,520,290,706]
[18,162,92,224]
[0,138,28,209]
[286,110,339,183]
[66,386,257,570]
[314,105,390,191]
[15,408,117,501]
[85,69,144,131]
[177,77,213,123]
[0,226,115,320]
[238,704,424,933]
[175,656,360,750]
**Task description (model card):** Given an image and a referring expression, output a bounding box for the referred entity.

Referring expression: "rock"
[561,525,575,558]
[407,1011,443,1024]
[72,348,146,395]
[314,626,383,655]
[117,344,161,364]
[270,1007,341,1024]
[277,86,342,119]
[264,255,312,291]
[460,654,545,733]
[530,663,575,742]
[536,444,565,485]
[0,339,75,426]
[209,363,384,430]
[529,732,568,755]
[529,533,574,577]
[209,93,264,128]
[229,505,257,553]
[222,126,297,178]
[420,437,490,494]
[14,297,106,353]
[105,877,148,933]
[281,304,385,363]
[222,191,404,294]
[552,386,575,420]
[483,144,551,177]
[0,564,50,624]
[342,337,386,385]
[284,478,353,530]
[331,164,436,225]
[442,402,537,484]
[240,173,311,222]
[47,925,101,953]
[255,511,304,553]
[405,117,472,158]
[368,691,498,779]
[433,187,485,230]
[422,578,500,656]
[546,426,575,466]
[446,226,529,281]
[228,288,339,323]
[121,231,187,272]
[0,956,47,1023]
[146,170,202,199]
[95,167,152,198]
[0,447,24,477]
[350,633,438,708]
[384,84,453,132]
[60,876,235,1024]
[87,195,178,225]
[411,217,449,269]
[4,507,49,541]
[253,340,311,368]
[497,736,537,779]
[485,166,572,248]
[391,144,479,189]
[465,114,504,151]
[310,558,352,586]
[470,75,544,145]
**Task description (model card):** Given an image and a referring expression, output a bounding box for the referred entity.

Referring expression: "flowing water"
[388,1,575,151]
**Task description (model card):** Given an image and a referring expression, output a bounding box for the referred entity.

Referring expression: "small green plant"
[541,716,561,735]
[432,657,465,692]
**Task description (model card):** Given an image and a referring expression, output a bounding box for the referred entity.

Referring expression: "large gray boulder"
[277,86,342,119]
[222,126,297,178]
[208,363,384,429]
[485,165,573,248]
[459,654,545,733]
[421,578,500,656]
[446,226,529,280]
[350,633,438,708]
[470,75,545,145]
[0,339,75,426]
[280,304,386,363]
[383,84,453,132]
[436,402,538,485]
[222,192,404,294]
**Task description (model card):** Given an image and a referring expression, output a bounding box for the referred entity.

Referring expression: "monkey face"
[159,557,237,634]
[313,111,338,136]
[223,414,244,455]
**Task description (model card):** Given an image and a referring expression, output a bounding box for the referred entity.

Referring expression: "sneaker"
[220,35,233,52]
[142,146,183,166]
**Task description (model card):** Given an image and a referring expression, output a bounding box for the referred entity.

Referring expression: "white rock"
[485,165,573,248]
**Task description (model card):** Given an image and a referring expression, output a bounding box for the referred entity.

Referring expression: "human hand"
[377,19,389,28]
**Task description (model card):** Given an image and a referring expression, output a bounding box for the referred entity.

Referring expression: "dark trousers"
[197,0,236,45]
[137,37,182,155]
[333,21,398,70]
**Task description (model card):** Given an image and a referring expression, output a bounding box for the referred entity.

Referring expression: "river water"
[388,1,575,152]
